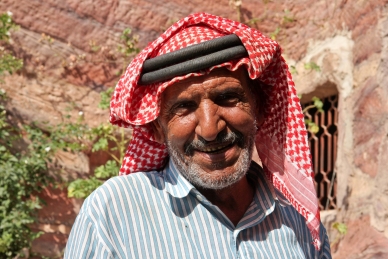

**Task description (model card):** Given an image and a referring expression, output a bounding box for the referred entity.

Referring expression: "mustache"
[184,130,245,156]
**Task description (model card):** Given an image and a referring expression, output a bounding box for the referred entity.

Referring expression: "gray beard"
[166,130,255,190]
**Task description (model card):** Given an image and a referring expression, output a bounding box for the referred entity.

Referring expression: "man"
[65,13,331,258]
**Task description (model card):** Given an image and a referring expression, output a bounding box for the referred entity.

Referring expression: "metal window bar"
[303,95,338,210]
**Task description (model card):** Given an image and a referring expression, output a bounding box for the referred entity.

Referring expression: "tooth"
[199,144,229,153]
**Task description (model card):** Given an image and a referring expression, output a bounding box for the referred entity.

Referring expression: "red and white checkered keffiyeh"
[110,13,321,250]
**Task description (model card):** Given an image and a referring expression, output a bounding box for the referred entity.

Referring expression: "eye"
[170,101,196,115]
[216,93,242,106]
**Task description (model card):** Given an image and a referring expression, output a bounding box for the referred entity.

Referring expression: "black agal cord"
[139,34,248,85]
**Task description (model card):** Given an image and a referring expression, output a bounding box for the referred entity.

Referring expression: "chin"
[168,142,252,190]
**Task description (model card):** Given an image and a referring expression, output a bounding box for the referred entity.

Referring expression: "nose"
[195,100,226,141]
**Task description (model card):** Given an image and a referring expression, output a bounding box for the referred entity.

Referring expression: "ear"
[255,108,265,130]
[150,119,166,144]
[251,80,267,131]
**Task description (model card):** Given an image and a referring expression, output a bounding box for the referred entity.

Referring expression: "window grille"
[303,95,338,210]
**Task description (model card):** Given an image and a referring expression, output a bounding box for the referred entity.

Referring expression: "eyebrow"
[167,84,247,104]
[209,84,247,97]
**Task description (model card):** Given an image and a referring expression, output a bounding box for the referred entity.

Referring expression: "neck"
[196,176,254,226]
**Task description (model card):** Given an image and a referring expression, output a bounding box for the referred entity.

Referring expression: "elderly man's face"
[153,68,260,189]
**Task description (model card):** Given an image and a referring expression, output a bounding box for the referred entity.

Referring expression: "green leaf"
[283,9,295,24]
[0,51,52,256]
[312,96,324,112]
[304,62,321,72]
[92,137,109,152]
[290,65,298,75]
[270,27,280,40]
[117,27,139,57]
[98,88,114,110]
[94,160,120,179]
[0,12,136,257]
[332,222,348,235]
[0,53,23,76]
[308,123,319,134]
[67,178,103,198]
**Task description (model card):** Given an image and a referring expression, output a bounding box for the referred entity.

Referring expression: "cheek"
[221,106,256,129]
[166,115,197,147]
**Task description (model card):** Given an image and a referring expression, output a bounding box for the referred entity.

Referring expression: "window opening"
[303,95,338,210]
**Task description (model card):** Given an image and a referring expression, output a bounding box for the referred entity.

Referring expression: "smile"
[196,143,233,153]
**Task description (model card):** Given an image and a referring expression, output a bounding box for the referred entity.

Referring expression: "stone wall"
[0,0,387,258]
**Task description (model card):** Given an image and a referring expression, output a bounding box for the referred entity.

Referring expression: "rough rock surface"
[0,0,387,258]
[332,217,388,259]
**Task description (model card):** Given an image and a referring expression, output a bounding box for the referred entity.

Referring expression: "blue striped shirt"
[65,160,331,258]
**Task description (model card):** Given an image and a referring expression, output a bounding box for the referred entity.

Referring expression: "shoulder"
[80,170,165,216]
[102,170,165,193]
[66,170,168,258]
[274,197,331,257]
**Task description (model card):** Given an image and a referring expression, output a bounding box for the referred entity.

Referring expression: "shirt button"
[197,195,203,202]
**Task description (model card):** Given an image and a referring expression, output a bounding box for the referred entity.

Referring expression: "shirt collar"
[164,159,282,208]
[164,159,195,198]
[248,162,291,208]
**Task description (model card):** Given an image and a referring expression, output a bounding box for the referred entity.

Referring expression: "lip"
[193,143,240,164]
[195,142,232,153]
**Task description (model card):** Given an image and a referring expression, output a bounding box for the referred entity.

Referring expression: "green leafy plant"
[0,52,23,76]
[39,27,139,73]
[0,10,137,257]
[0,92,52,258]
[67,89,128,199]
[0,12,22,78]
[117,28,139,57]
[0,12,17,41]
[304,61,321,72]
[0,90,84,258]
[331,222,348,247]
[1,89,127,257]
[269,27,280,40]
[61,29,138,199]
[289,65,298,75]
[301,96,323,134]
[37,28,139,200]
[332,222,347,235]
[0,12,47,258]
[98,87,114,110]
[282,9,295,24]
[0,12,89,257]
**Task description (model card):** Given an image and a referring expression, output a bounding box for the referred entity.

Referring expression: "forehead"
[161,68,249,100]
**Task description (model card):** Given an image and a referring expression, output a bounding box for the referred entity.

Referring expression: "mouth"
[184,130,245,156]
[195,143,234,154]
